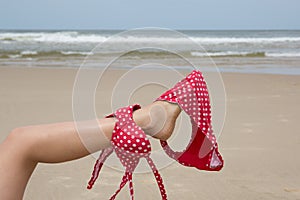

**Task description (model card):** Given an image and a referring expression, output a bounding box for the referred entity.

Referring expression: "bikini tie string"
[87,104,167,200]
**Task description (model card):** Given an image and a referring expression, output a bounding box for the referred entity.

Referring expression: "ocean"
[1,29,300,74]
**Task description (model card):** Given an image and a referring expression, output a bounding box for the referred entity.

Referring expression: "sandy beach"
[0,66,299,200]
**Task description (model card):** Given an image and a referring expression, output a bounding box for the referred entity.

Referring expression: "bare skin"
[0,101,181,200]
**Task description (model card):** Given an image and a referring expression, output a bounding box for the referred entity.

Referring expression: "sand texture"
[0,67,299,200]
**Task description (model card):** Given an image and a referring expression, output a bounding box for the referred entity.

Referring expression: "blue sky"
[1,0,299,30]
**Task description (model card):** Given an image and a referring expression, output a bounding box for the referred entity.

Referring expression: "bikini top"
[87,104,167,200]
[87,70,224,200]
[156,70,224,171]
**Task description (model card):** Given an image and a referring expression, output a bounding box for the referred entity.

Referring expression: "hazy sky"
[1,0,299,30]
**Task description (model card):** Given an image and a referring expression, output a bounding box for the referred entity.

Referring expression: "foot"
[133,101,181,141]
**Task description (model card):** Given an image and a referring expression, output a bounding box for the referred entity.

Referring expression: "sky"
[0,0,300,30]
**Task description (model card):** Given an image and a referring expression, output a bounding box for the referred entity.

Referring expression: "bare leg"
[0,101,180,199]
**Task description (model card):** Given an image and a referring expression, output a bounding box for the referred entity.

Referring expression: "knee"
[7,127,27,142]
[6,127,34,153]
[3,127,38,165]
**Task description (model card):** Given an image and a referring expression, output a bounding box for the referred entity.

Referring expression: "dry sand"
[0,67,299,199]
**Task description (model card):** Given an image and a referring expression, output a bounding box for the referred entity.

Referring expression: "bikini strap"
[87,147,113,189]
[145,156,167,199]
[87,104,168,199]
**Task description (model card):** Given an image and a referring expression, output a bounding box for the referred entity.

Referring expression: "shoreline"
[1,63,300,76]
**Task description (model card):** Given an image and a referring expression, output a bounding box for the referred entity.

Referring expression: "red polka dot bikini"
[87,70,224,200]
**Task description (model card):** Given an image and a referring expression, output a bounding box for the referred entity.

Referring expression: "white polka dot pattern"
[156,70,224,171]
[87,104,167,200]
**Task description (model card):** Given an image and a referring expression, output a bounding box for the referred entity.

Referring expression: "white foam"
[21,50,38,55]
[0,32,108,43]
[1,31,300,44]
[190,37,300,44]
[61,51,94,55]
[8,54,21,58]
[266,52,300,57]
[191,51,253,57]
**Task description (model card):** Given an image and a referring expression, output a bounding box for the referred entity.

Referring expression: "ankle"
[133,101,181,141]
[155,101,181,119]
